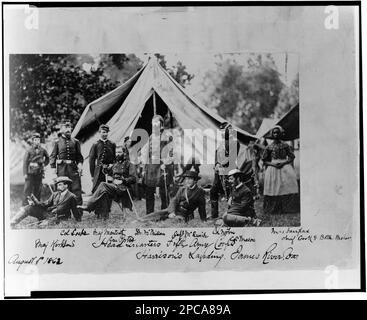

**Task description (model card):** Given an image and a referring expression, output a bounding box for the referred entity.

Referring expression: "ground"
[10,184,300,229]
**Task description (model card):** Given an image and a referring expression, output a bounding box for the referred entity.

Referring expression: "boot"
[223,214,251,227]
[210,200,219,219]
[10,207,28,226]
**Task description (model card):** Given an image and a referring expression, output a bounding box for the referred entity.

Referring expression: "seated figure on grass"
[143,170,207,223]
[222,169,261,227]
[11,176,80,227]
[78,146,136,220]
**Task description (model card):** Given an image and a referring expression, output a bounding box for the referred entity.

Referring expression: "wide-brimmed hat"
[228,168,242,177]
[54,176,73,185]
[182,170,201,180]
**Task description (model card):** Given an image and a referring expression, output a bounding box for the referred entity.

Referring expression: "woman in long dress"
[261,126,299,215]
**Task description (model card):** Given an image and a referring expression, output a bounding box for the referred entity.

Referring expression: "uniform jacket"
[89,139,116,189]
[41,190,79,219]
[50,135,83,168]
[215,139,240,175]
[141,134,174,187]
[23,145,50,175]
[169,184,206,221]
[111,159,137,186]
[227,183,255,217]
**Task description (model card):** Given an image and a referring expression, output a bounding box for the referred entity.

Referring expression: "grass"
[10,184,300,229]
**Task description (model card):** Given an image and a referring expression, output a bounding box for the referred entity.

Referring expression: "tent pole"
[153,91,157,116]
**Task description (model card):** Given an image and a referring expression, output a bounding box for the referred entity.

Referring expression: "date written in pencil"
[8,253,63,271]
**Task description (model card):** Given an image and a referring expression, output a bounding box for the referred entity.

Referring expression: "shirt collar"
[58,189,68,197]
[61,134,70,140]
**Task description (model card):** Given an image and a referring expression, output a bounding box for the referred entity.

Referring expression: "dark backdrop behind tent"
[72,56,257,191]
[263,103,299,141]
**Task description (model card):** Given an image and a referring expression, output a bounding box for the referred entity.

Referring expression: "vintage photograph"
[2,3,362,296]
[9,52,300,229]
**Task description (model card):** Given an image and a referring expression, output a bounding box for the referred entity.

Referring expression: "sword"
[125,186,144,222]
[162,166,169,206]
[219,172,228,199]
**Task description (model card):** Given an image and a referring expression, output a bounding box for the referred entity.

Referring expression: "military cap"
[228,168,242,177]
[182,170,201,180]
[54,176,73,185]
[99,124,110,132]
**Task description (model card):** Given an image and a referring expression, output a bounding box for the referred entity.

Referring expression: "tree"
[273,73,299,118]
[98,54,144,83]
[9,54,120,140]
[155,53,194,88]
[200,53,284,134]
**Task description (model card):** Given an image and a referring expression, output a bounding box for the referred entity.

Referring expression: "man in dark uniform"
[50,121,83,219]
[142,115,174,214]
[23,133,50,205]
[222,169,261,227]
[78,146,136,220]
[142,170,206,222]
[89,124,116,193]
[210,122,240,219]
[11,176,80,226]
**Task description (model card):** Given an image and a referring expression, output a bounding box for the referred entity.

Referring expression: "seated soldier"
[222,169,261,227]
[78,146,136,220]
[143,170,207,223]
[11,176,80,227]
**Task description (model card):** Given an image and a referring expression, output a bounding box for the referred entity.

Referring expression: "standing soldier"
[23,133,50,205]
[210,122,240,219]
[141,115,174,214]
[89,124,116,193]
[50,121,83,219]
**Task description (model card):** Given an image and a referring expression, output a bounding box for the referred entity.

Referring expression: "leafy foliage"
[201,54,297,134]
[9,54,143,140]
[155,53,194,88]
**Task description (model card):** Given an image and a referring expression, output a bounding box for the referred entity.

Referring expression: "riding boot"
[211,200,219,219]
[10,207,28,226]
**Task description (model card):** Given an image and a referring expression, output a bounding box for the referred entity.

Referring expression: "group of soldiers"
[11,116,261,227]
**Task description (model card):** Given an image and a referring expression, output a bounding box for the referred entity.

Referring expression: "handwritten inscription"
[8,254,63,271]
[262,243,299,265]
[7,227,353,272]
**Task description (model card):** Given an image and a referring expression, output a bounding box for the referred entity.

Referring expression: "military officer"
[89,124,116,193]
[23,133,50,205]
[143,170,206,222]
[50,121,83,219]
[78,146,136,220]
[210,122,240,219]
[11,176,80,226]
[141,115,174,214]
[222,169,261,227]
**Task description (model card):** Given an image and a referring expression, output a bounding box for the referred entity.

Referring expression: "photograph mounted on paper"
[9,52,300,230]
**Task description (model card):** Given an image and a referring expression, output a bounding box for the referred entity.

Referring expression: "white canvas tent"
[73,56,257,190]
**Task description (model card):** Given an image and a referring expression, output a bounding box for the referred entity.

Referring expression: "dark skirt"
[263,193,300,215]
